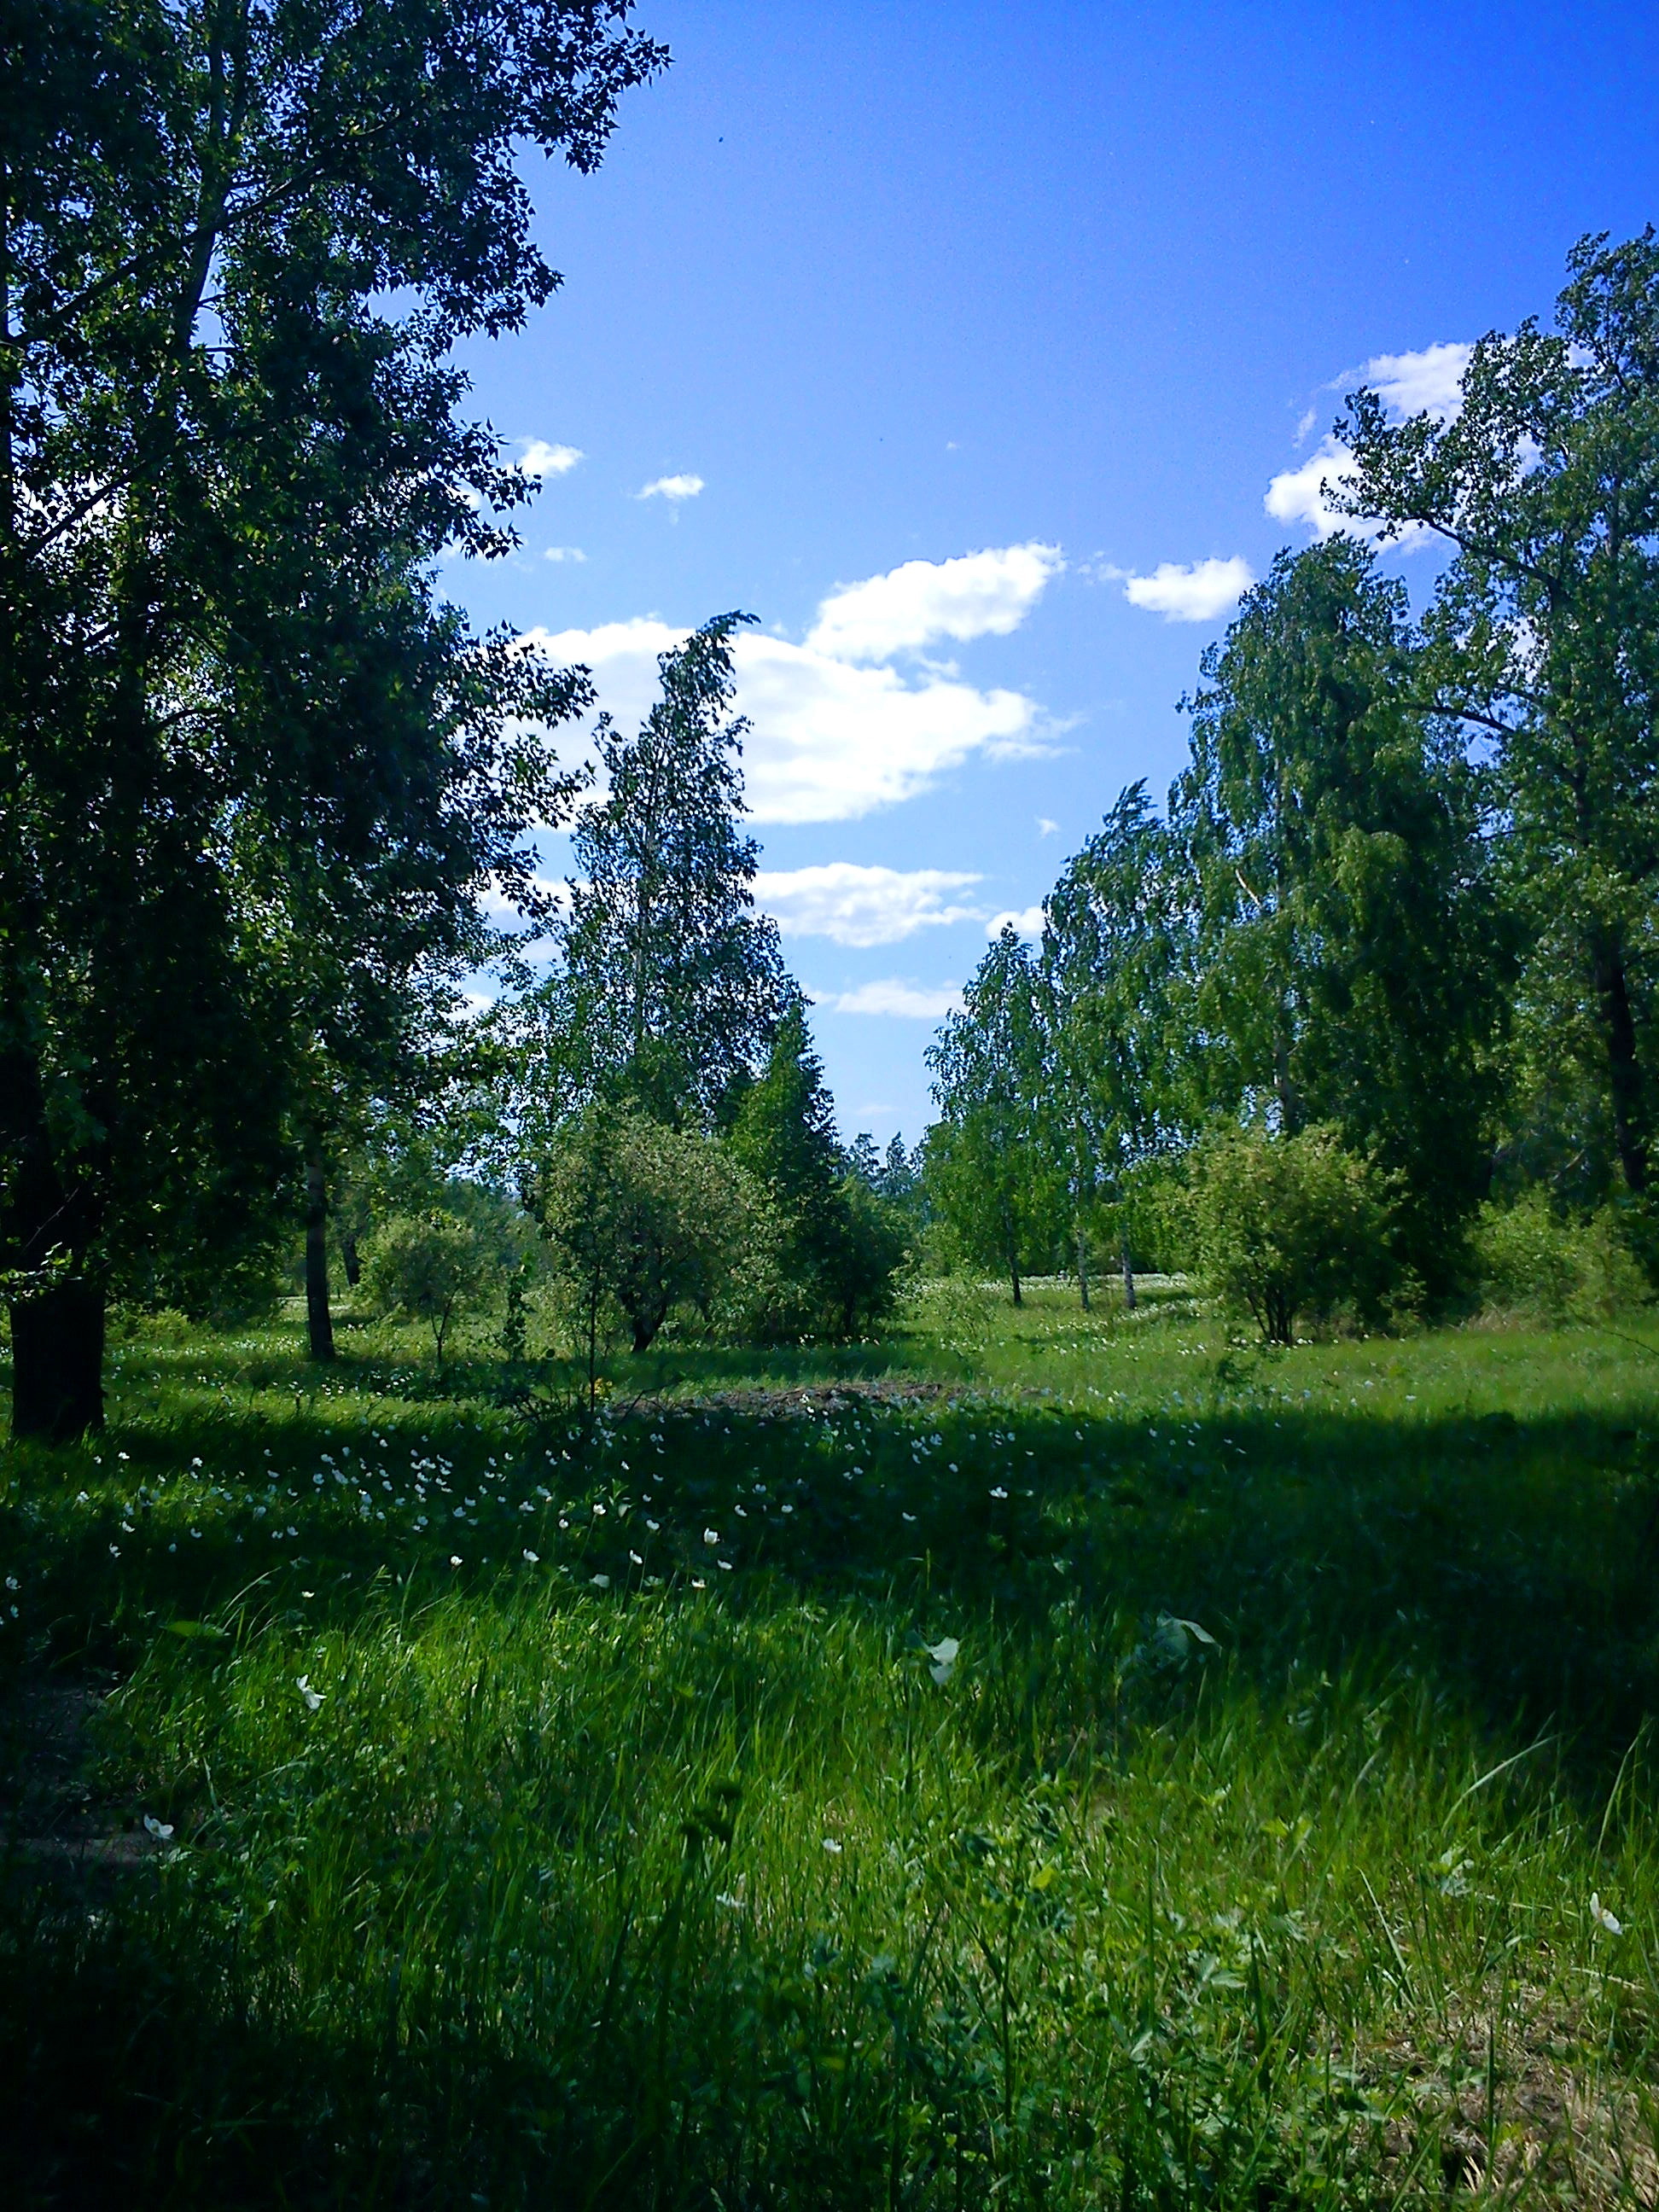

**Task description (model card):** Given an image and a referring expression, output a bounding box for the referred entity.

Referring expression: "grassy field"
[3,1282,1659,2207]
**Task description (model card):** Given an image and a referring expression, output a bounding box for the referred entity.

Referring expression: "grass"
[3,1282,1658,2206]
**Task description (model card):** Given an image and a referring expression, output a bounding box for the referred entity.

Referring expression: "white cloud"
[1266,434,1434,547]
[987,905,1045,940]
[818,980,963,1019]
[543,545,587,563]
[1037,817,1059,836]
[637,473,704,502]
[1359,341,1471,423]
[527,608,1051,825]
[806,543,1063,662]
[1122,556,1254,622]
[754,863,984,946]
[1266,435,1360,539]
[518,440,583,479]
[1271,344,1472,544]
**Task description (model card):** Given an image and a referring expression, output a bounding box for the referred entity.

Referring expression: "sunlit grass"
[4,1297,1659,2203]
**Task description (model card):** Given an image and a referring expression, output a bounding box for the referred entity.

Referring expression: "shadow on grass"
[9,1342,1658,1774]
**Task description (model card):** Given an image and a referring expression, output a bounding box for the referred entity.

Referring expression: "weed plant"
[3,1288,1658,2205]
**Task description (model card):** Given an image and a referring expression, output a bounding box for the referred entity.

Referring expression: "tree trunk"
[1120,1235,1137,1313]
[1076,1224,1091,1312]
[9,1278,105,1442]
[1594,932,1649,1196]
[340,1230,361,1289]
[2,1037,105,1440]
[305,1154,335,1360]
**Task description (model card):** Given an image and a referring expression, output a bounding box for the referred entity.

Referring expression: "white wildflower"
[1590,1893,1624,1936]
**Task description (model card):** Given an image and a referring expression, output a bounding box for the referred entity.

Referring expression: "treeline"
[926,231,1659,1340]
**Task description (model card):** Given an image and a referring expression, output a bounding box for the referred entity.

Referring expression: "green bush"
[528,1109,766,1363]
[361,1211,493,1365]
[1473,1190,1649,1324]
[1190,1123,1400,1343]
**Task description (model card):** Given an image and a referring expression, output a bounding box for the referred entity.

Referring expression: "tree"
[1170,541,1510,1299]
[1041,784,1193,1308]
[362,1211,492,1368]
[728,998,902,1337]
[0,0,663,1436]
[924,928,1056,1304]
[528,1108,757,1361]
[526,615,789,1130]
[1190,1124,1399,1345]
[1341,230,1659,1207]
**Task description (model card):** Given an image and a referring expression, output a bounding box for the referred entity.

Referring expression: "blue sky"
[449,0,1659,1145]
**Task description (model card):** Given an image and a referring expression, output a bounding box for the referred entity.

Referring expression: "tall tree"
[1041,783,1192,1307]
[0,0,662,1435]
[1341,229,1659,1205]
[1170,541,1510,1296]
[924,927,1055,1305]
[527,614,789,1128]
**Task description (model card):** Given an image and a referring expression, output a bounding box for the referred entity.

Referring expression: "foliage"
[925,928,1061,1302]
[1190,1122,1401,1342]
[730,1000,905,1338]
[1173,539,1510,1299]
[361,1210,493,1365]
[0,0,662,1435]
[1342,229,1659,1207]
[1473,1190,1650,1324]
[520,616,789,1130]
[1041,784,1194,1300]
[529,1108,761,1366]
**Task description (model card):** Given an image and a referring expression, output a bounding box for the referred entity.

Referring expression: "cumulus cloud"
[986,905,1045,940]
[1265,436,1359,539]
[818,980,964,1019]
[527,579,1052,825]
[637,473,704,502]
[1359,341,1471,423]
[1122,556,1254,622]
[543,545,587,563]
[754,864,984,946]
[1266,434,1435,547]
[1271,343,1472,544]
[1037,817,1059,836]
[806,543,1063,662]
[518,440,583,479]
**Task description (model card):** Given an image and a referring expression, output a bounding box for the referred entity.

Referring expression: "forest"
[4,2,1659,2205]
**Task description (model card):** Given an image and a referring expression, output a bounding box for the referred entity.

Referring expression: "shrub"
[1473,1190,1649,1324]
[361,1212,492,1365]
[528,1110,764,1367]
[1190,1123,1400,1344]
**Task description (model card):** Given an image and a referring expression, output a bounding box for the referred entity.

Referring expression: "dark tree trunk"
[9,1278,105,1442]
[3,1038,105,1440]
[305,1154,335,1360]
[1594,932,1649,1196]
[1076,1224,1091,1312]
[340,1231,361,1289]
[1121,1236,1137,1313]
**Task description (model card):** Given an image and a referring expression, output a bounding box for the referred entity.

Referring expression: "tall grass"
[3,1297,1658,2204]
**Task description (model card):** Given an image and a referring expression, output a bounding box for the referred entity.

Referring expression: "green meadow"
[4,1286,1658,2207]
